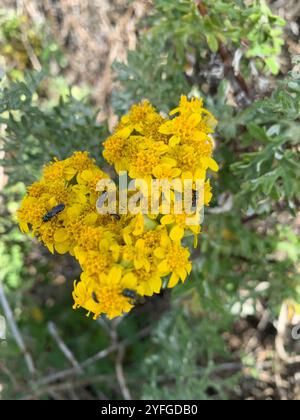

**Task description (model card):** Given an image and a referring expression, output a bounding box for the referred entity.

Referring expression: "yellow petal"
[194,168,206,180]
[134,259,144,270]
[188,113,201,127]
[109,265,122,283]
[133,214,144,236]
[156,144,169,155]
[19,221,29,233]
[138,282,153,297]
[64,167,77,181]
[161,157,177,167]
[145,260,151,273]
[171,168,182,178]
[158,260,170,274]
[80,170,94,181]
[159,122,174,135]
[122,273,137,289]
[48,197,57,208]
[67,205,82,218]
[169,106,179,116]
[168,272,179,288]
[123,232,132,246]
[152,166,161,178]
[150,276,162,294]
[46,242,55,254]
[177,267,187,281]
[186,262,192,274]
[194,130,207,142]
[54,228,69,243]
[84,213,98,225]
[160,215,174,225]
[161,234,171,248]
[169,136,181,147]
[207,158,219,172]
[181,171,193,180]
[55,241,70,255]
[170,225,184,242]
[154,247,166,259]
[135,239,145,251]
[121,115,130,124]
[117,126,132,139]
[110,244,121,261]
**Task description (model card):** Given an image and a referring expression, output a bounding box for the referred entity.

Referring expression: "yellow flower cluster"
[103,95,218,243]
[104,96,218,179]
[17,151,108,255]
[17,96,218,320]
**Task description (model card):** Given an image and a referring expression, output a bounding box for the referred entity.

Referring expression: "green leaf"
[265,56,280,75]
[206,33,219,53]
[247,123,270,142]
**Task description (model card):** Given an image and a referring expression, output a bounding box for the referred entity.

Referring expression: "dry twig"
[21,374,115,400]
[36,325,151,388]
[47,321,83,374]
[110,318,132,400]
[116,345,132,400]
[0,285,36,376]
[0,361,21,391]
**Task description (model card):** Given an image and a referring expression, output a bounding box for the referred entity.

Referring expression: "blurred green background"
[0,0,300,400]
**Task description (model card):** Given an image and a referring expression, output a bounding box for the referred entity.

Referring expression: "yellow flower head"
[155,234,192,288]
[17,152,109,254]
[73,267,138,319]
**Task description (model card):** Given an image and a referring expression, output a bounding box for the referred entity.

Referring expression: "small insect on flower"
[96,191,121,220]
[111,214,121,221]
[43,204,66,222]
[92,292,100,304]
[122,289,138,302]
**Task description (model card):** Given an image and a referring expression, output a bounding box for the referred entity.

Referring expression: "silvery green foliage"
[231,72,300,212]
[0,72,108,185]
[142,310,238,400]
[113,0,285,113]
